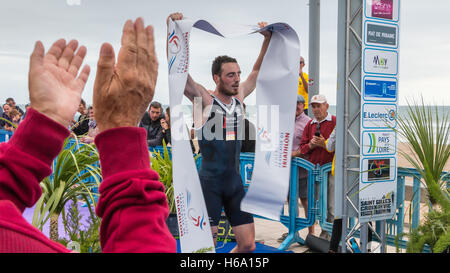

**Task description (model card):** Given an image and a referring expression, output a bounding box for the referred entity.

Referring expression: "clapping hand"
[28,39,90,127]
[93,18,158,133]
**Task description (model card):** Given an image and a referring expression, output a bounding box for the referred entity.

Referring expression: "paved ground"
[254,217,310,253]
[252,203,403,253]
[253,203,319,253]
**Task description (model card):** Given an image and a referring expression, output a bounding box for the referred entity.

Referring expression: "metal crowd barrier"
[0,129,12,143]
[202,151,449,253]
[1,130,447,253]
[89,144,450,252]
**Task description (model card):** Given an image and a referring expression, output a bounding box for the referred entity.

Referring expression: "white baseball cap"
[310,94,327,105]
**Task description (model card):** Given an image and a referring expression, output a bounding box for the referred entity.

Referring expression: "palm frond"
[32,137,102,234]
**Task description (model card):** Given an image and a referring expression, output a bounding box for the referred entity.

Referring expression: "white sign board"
[363,48,398,76]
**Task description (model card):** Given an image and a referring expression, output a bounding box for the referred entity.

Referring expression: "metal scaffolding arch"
[335,0,389,253]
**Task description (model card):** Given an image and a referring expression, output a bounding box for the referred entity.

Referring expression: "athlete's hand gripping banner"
[168,18,299,252]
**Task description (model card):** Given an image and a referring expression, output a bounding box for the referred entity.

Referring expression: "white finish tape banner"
[240,24,299,221]
[168,18,299,253]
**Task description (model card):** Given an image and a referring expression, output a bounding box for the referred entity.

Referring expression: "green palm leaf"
[389,97,449,252]
[32,136,102,240]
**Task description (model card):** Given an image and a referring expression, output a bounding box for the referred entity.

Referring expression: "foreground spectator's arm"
[93,18,176,253]
[0,108,69,213]
[0,109,72,253]
[0,37,91,210]
[0,37,90,253]
[94,127,175,252]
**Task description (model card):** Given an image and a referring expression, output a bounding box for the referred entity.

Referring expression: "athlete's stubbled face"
[215,62,241,96]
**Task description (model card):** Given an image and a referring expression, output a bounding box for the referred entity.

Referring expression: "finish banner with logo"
[168,19,299,252]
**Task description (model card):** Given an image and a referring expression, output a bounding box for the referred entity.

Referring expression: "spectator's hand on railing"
[291,150,301,158]
[93,18,158,133]
[29,39,90,127]
[69,132,77,139]
[80,136,94,144]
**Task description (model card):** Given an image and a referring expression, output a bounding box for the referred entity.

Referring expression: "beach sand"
[397,142,450,170]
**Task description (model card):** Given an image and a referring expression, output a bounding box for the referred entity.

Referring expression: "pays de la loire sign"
[362,130,397,156]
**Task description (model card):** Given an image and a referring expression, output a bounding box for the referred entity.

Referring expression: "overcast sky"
[0,0,449,106]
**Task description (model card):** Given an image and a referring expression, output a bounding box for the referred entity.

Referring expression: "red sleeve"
[94,127,176,253]
[0,109,176,253]
[0,108,71,253]
[0,108,70,212]
[300,120,313,155]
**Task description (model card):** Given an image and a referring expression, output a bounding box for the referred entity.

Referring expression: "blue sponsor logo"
[365,79,397,100]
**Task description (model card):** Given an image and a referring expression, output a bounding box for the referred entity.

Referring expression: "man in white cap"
[300,94,336,239]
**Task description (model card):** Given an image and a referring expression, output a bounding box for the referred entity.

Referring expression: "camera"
[315,123,321,137]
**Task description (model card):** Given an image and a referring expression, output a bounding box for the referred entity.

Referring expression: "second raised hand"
[94,17,158,133]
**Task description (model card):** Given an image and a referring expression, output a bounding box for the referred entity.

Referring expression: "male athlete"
[167,12,272,253]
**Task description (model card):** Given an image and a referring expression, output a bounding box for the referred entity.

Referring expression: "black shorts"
[199,172,254,227]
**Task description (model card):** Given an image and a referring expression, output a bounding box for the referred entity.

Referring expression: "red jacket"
[0,108,176,253]
[300,114,336,166]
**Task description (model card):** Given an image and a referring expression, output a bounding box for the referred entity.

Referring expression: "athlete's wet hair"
[211,55,237,76]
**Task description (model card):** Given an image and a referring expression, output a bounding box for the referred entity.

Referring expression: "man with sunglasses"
[300,94,336,240]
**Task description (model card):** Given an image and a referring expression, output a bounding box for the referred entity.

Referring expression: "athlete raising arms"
[167,12,271,253]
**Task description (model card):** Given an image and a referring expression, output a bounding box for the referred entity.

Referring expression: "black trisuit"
[196,95,254,227]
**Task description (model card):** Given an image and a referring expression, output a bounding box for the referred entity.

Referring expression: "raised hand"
[167,12,183,26]
[258,22,272,39]
[93,17,158,133]
[28,39,90,127]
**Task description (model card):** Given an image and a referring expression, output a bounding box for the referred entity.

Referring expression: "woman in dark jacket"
[161,107,171,145]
